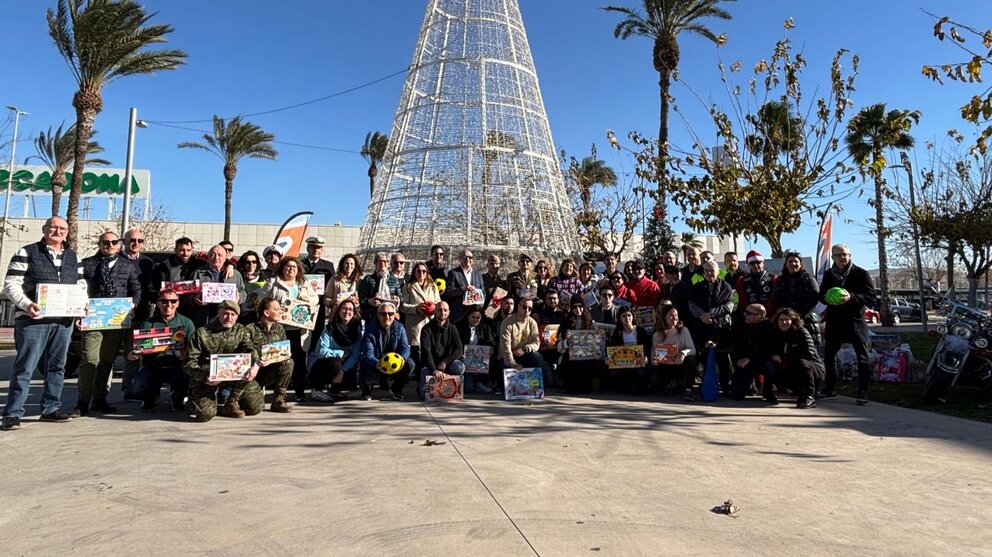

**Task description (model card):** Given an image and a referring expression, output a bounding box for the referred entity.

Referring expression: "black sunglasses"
[127,238,144,244]
[158,298,179,304]
[101,239,121,246]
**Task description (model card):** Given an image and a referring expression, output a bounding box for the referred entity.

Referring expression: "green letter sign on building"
[0,165,150,196]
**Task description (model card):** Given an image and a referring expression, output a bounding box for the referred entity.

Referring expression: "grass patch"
[836,381,992,423]
[896,331,938,360]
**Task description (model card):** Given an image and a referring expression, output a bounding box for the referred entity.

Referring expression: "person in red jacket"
[624,261,660,308]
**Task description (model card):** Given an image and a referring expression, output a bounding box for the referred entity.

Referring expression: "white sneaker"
[308,390,334,403]
[475,383,492,394]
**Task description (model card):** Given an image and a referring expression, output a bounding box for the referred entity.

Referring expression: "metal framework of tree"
[357,0,581,261]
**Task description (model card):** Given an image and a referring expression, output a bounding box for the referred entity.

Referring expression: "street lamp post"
[897,154,929,333]
[1,105,28,273]
[120,107,147,237]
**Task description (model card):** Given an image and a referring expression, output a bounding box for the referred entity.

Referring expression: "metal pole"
[1,106,27,273]
[900,154,928,332]
[120,107,138,237]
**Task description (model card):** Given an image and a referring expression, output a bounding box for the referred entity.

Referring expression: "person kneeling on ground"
[770,308,825,409]
[730,303,775,402]
[497,297,545,391]
[245,297,294,413]
[307,299,363,402]
[359,301,413,401]
[419,301,468,397]
[128,288,195,413]
[606,306,652,393]
[649,304,697,400]
[184,301,262,421]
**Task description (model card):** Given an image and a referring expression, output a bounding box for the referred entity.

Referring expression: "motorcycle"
[922,301,992,403]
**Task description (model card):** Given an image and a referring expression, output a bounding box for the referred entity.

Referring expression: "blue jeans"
[419,359,467,397]
[3,319,72,418]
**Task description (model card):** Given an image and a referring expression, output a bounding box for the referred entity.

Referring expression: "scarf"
[830,263,853,287]
[330,316,361,347]
[96,256,118,297]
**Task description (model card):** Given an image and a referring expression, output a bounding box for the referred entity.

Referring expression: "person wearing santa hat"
[735,250,777,317]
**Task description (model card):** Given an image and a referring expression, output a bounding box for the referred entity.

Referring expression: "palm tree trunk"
[50,179,64,217]
[224,177,233,243]
[874,177,893,326]
[368,164,377,197]
[66,105,97,250]
[658,69,671,203]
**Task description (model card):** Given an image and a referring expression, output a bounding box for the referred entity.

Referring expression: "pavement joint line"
[421,401,542,557]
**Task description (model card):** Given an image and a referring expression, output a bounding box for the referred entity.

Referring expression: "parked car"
[890,297,923,322]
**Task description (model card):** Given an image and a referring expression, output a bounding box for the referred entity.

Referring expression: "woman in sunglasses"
[534,260,553,305]
[236,250,265,322]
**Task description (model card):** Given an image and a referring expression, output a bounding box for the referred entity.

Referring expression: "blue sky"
[2,0,986,267]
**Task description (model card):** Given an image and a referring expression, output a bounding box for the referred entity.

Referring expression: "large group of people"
[0,216,878,432]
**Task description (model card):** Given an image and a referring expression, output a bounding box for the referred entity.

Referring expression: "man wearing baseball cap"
[507,253,537,300]
[261,245,283,280]
[735,250,777,317]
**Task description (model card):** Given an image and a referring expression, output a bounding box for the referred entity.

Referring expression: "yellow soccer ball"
[378,352,405,375]
[434,278,446,293]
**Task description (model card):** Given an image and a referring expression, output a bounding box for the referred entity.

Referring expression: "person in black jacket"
[774,251,821,347]
[689,261,735,394]
[76,231,142,415]
[731,304,775,402]
[418,301,466,396]
[818,244,876,405]
[770,308,826,408]
[457,307,497,393]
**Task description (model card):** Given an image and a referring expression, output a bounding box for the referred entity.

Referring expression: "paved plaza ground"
[0,351,989,556]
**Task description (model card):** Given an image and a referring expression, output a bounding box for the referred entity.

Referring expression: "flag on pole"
[273,211,313,258]
[814,208,833,280]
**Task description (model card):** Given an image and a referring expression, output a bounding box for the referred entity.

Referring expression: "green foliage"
[630,26,860,257]
[47,0,187,89]
[178,115,277,242]
[46,0,186,248]
[362,131,389,196]
[603,0,734,198]
[178,115,278,170]
[641,201,676,264]
[921,14,992,154]
[562,145,638,261]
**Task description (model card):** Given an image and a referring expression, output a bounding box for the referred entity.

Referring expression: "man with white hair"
[690,260,735,395]
[359,300,412,401]
[1,216,86,430]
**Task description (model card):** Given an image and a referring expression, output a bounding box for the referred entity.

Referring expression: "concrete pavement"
[0,351,989,556]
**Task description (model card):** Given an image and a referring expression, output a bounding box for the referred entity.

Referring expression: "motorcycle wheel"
[922,370,954,404]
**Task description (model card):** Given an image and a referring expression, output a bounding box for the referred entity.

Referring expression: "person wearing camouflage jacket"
[184,301,261,422]
[245,298,294,413]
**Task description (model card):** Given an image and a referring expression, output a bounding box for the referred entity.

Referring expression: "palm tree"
[47,0,186,248]
[745,100,803,167]
[845,103,920,326]
[361,131,389,197]
[576,155,618,219]
[604,0,734,199]
[29,123,110,217]
[178,116,277,242]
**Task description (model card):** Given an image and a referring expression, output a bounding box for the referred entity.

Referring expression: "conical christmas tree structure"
[358,0,581,261]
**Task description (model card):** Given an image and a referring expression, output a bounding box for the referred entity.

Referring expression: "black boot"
[90,398,117,413]
[72,399,91,417]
